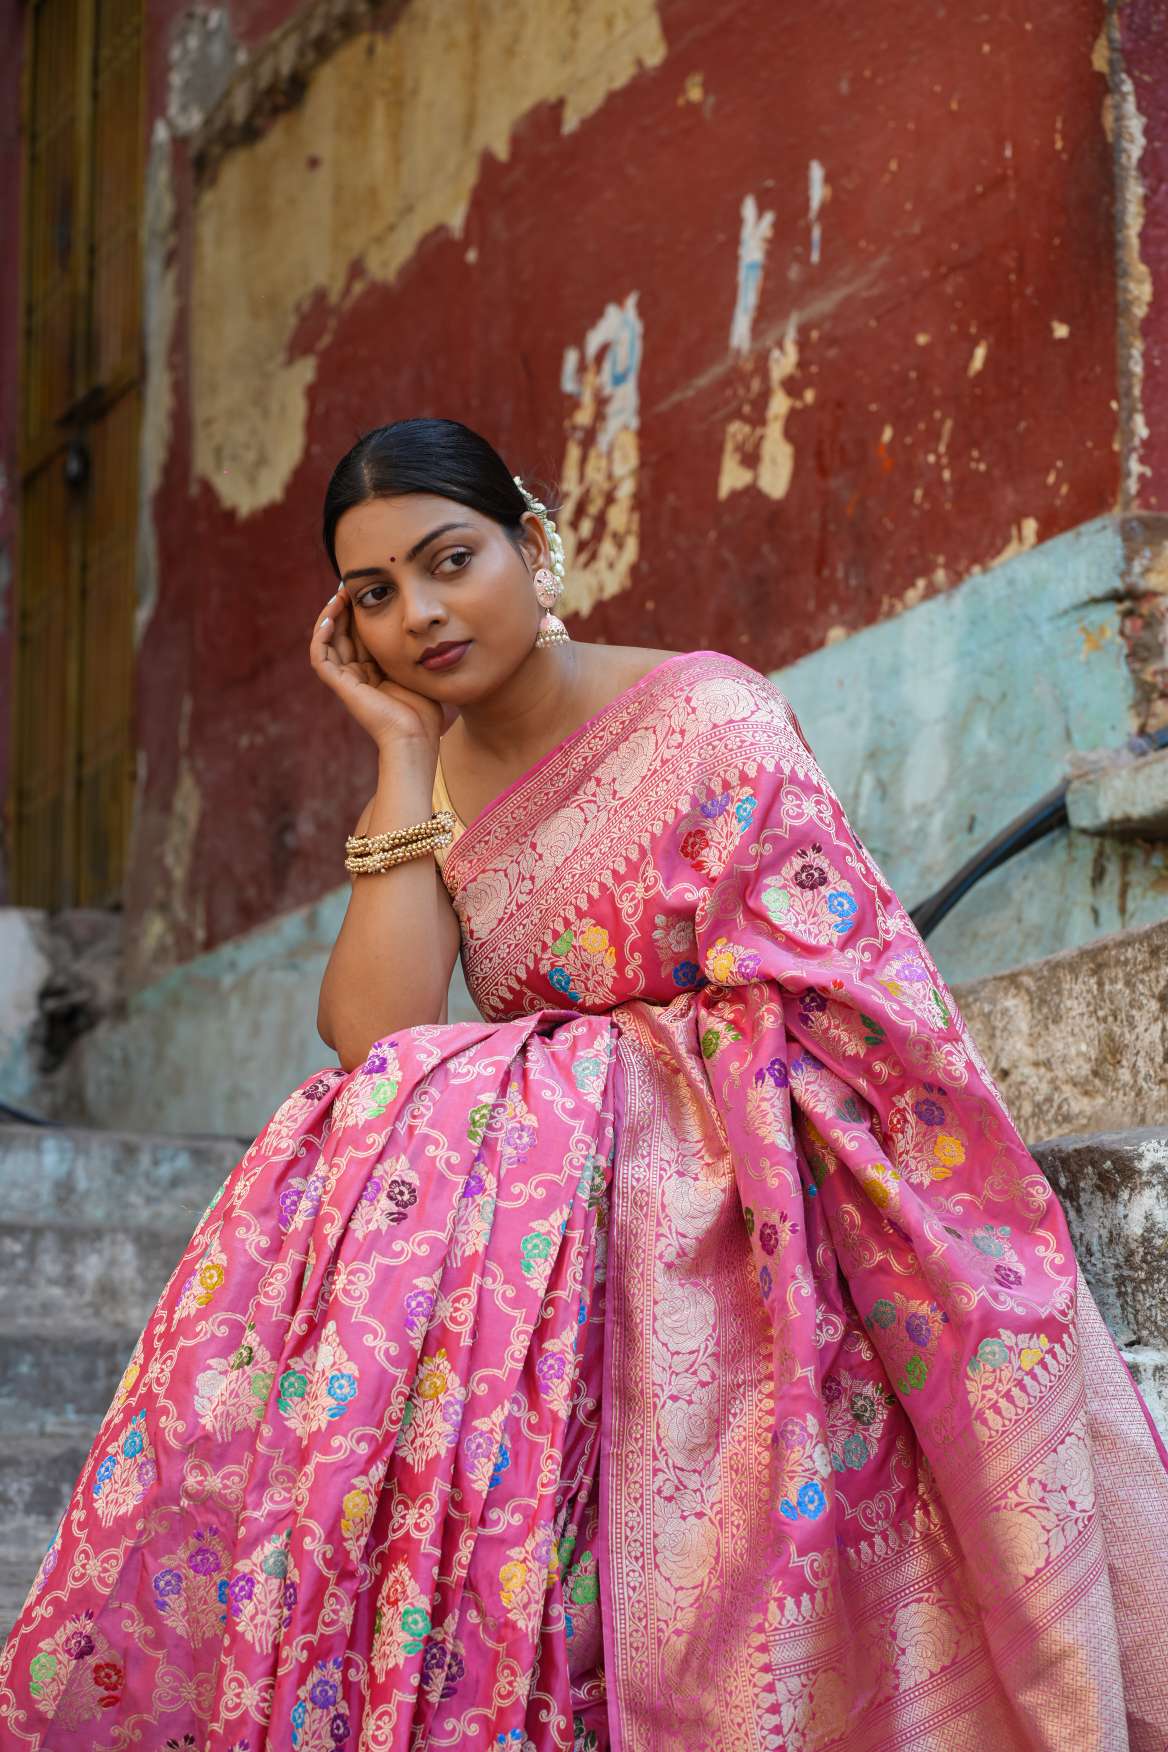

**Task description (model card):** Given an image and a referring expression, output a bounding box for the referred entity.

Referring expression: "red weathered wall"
[3,0,1132,962]
[128,0,1124,978]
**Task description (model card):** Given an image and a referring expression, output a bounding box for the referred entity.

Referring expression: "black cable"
[912,725,1168,940]
[0,1097,60,1127]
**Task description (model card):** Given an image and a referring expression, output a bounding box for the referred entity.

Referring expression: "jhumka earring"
[514,474,571,648]
[533,566,570,647]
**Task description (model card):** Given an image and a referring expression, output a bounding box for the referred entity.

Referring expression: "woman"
[2,418,1166,1751]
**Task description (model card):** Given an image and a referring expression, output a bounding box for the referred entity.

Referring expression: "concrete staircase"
[0,1125,241,1639]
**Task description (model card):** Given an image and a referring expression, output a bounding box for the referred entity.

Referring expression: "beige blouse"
[431,755,467,873]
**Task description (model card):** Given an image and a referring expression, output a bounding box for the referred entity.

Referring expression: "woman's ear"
[517,510,548,572]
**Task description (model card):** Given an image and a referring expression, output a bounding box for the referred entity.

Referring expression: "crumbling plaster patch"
[557,295,643,618]
[191,0,667,518]
[986,516,1040,569]
[168,6,246,139]
[1104,13,1154,509]
[718,322,813,504]
[1101,14,1168,733]
[130,696,205,984]
[137,121,179,648]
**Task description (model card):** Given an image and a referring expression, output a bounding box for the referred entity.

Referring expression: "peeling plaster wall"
[1113,0,1168,732]
[119,0,1161,988]
[1114,0,1165,512]
[189,0,667,518]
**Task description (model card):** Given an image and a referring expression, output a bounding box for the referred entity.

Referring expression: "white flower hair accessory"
[514,473,570,647]
[514,474,566,584]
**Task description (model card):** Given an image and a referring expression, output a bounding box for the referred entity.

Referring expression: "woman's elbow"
[330,999,450,1074]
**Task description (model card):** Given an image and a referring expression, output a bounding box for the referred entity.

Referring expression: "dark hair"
[322,417,550,575]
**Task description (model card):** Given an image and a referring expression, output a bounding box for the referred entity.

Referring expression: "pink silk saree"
[2,648,1167,1752]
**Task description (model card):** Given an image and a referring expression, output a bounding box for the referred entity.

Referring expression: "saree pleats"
[1,1017,615,1748]
[3,649,1166,1751]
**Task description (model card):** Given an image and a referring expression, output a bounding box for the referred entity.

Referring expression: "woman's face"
[332,493,547,700]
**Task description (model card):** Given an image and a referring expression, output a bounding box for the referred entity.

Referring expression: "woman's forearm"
[317,740,462,1070]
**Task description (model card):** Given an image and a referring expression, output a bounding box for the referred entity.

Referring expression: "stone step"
[0,1323,141,1428]
[0,1424,98,1641]
[0,1122,241,1231]
[0,1425,93,1532]
[954,916,1168,1146]
[1119,1345,1168,1444]
[1032,1128,1168,1442]
[1031,1129,1168,1351]
[0,1219,194,1328]
[1,1548,50,1645]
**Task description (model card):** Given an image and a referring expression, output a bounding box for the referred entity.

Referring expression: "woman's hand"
[309,585,454,752]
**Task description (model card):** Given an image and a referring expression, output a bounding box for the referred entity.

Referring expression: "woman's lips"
[419,641,472,671]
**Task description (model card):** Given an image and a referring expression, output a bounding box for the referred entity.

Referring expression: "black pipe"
[0,1098,59,1127]
[912,725,1168,940]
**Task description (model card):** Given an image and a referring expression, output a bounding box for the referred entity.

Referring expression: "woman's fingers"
[349,606,376,668]
[331,585,358,667]
[311,593,379,713]
[310,592,347,678]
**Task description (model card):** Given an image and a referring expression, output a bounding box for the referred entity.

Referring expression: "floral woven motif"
[3,650,1166,1751]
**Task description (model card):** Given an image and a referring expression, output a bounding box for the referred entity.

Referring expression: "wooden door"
[11,0,144,907]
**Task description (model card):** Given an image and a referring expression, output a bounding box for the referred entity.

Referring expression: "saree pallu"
[2,650,1166,1751]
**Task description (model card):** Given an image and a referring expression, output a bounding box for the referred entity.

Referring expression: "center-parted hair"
[322,417,553,576]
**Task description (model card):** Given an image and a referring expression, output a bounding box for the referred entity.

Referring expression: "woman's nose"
[399,583,446,631]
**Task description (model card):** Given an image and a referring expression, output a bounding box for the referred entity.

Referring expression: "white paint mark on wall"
[808,158,828,265]
[561,347,583,397]
[968,339,989,377]
[729,193,775,354]
[576,293,643,454]
[556,293,643,618]
[988,516,1039,569]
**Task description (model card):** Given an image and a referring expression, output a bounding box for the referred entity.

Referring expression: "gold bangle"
[345,810,455,856]
[344,831,452,875]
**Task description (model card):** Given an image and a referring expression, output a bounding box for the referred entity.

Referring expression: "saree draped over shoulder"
[2,651,1166,1752]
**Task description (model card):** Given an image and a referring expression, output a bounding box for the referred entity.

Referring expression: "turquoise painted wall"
[775,517,1168,984]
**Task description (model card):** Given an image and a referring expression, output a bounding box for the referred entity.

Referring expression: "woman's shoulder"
[585,643,768,694]
[576,644,799,748]
[580,643,679,688]
[640,646,810,749]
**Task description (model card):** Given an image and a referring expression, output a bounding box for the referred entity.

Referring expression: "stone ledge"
[1116,1346,1168,1451]
[954,917,1168,1144]
[1067,745,1168,837]
[0,1123,241,1229]
[1032,1129,1168,1352]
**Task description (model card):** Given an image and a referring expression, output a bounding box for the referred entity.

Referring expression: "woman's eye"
[359,584,392,606]
[439,548,473,573]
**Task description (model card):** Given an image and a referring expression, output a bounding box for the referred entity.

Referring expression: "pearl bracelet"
[345,810,456,858]
[344,829,453,876]
[344,809,456,875]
